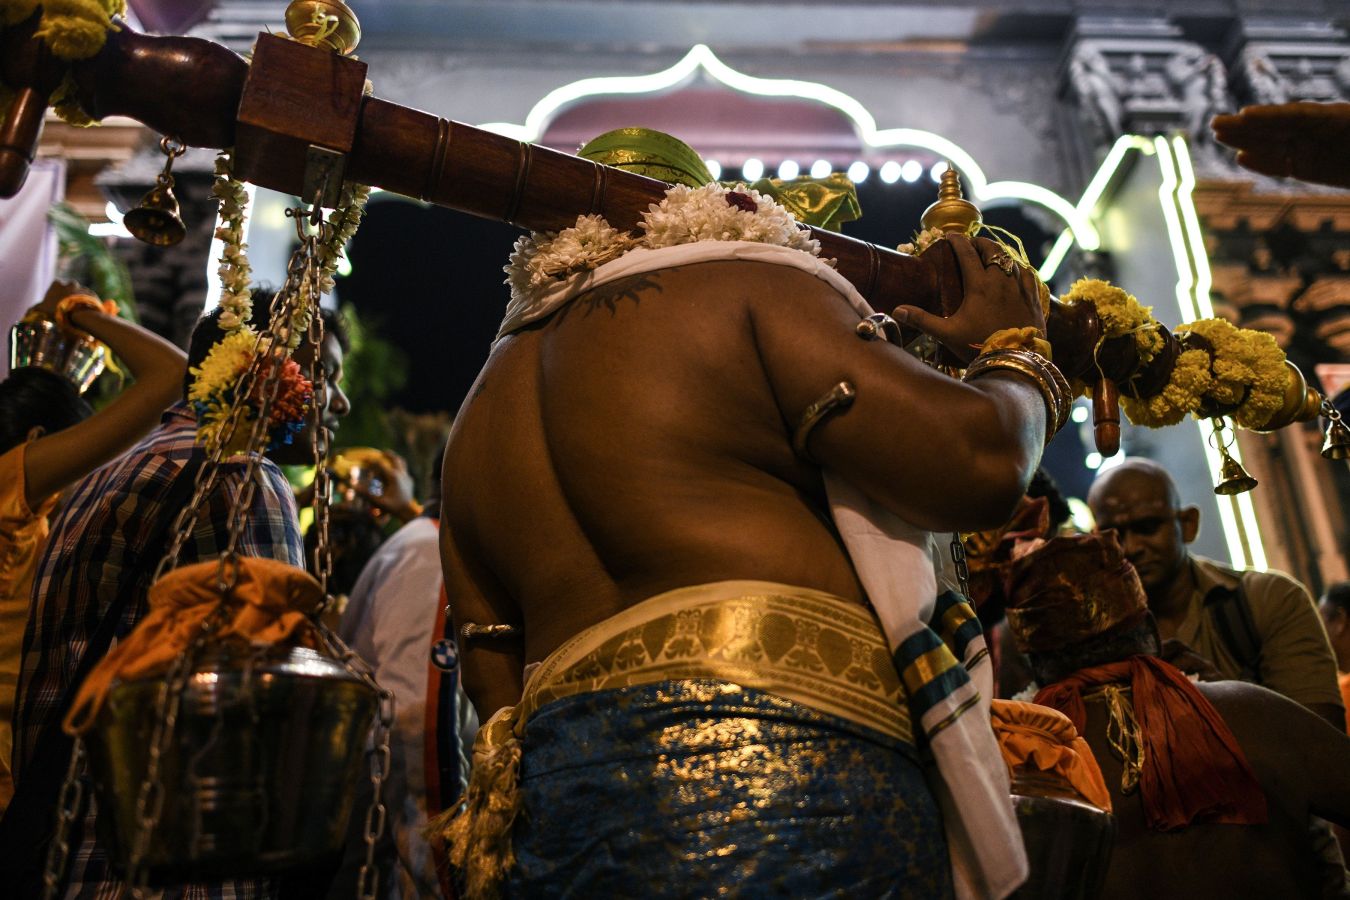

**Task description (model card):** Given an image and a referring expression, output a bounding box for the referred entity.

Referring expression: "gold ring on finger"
[988,253,1017,276]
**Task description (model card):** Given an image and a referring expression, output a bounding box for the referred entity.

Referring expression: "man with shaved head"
[1087,459,1343,730]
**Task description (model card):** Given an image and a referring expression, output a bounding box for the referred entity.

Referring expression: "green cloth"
[578,127,861,231]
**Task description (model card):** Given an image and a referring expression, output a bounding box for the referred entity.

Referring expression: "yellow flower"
[1182,319,1286,429]
[1062,278,1163,368]
[1121,349,1212,428]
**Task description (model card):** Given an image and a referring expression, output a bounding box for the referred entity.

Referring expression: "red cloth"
[1034,656,1267,831]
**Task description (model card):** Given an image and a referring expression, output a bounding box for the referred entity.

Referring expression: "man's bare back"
[443,245,1047,715]
[1084,679,1350,900]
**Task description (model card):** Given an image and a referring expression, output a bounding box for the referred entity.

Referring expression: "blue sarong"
[508,679,952,898]
[443,582,953,898]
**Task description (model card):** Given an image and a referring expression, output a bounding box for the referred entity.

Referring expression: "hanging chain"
[120,207,329,893]
[304,278,336,599]
[356,690,394,900]
[124,602,233,897]
[40,739,87,900]
[311,621,394,900]
[949,533,972,600]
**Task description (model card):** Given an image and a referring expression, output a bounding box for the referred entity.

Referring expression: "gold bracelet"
[460,623,522,641]
[964,349,1071,440]
[973,350,1071,435]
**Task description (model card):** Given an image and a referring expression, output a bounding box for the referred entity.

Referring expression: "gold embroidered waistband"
[519,580,912,744]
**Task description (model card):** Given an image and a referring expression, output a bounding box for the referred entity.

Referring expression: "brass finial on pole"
[920,164,981,235]
[285,0,361,55]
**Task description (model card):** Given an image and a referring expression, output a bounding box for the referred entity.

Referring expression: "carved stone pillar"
[1059,18,1232,183]
[1194,165,1350,593]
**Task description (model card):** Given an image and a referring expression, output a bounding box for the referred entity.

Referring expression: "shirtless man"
[440,223,1049,895]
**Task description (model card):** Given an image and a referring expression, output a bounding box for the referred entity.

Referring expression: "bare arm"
[752,235,1048,532]
[1204,680,1350,827]
[23,285,186,508]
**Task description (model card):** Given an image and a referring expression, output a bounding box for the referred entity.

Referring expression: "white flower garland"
[210,152,369,346]
[504,182,822,308]
[212,152,253,331]
[896,226,945,256]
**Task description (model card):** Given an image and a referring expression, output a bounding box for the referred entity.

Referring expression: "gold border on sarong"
[518,581,912,745]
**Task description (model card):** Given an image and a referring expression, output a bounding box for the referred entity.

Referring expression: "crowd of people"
[0,103,1348,899]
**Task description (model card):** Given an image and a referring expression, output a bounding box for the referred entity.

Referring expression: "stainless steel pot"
[87,643,377,882]
[1010,770,1117,900]
[9,318,107,393]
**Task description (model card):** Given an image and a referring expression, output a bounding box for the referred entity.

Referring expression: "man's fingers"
[946,234,986,274]
[1235,148,1290,178]
[893,305,960,348]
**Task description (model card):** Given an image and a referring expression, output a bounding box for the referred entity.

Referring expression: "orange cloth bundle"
[63,557,324,736]
[1035,657,1268,831]
[991,699,1112,812]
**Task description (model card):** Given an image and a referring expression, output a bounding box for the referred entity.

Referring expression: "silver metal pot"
[1010,771,1117,900]
[9,318,107,393]
[86,643,377,882]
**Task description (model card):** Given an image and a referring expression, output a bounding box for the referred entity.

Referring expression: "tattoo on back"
[570,273,662,318]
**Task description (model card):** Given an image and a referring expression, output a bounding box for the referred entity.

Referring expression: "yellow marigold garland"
[1120,348,1212,428]
[188,328,313,455]
[1181,318,1286,429]
[1062,277,1165,367]
[0,0,124,128]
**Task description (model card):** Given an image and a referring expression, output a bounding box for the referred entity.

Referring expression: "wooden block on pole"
[233,33,367,201]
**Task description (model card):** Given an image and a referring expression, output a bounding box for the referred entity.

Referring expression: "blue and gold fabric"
[441,581,952,898]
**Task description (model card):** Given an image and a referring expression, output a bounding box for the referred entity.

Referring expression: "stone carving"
[1239,46,1350,106]
[1067,43,1125,141]
[1167,47,1229,150]
[1065,39,1232,147]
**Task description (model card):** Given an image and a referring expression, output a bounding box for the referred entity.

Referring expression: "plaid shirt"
[15,404,302,899]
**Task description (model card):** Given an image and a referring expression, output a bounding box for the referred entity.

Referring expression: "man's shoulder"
[1193,555,1307,600]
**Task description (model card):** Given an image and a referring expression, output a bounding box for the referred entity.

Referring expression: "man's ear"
[26,425,45,443]
[1178,505,1200,544]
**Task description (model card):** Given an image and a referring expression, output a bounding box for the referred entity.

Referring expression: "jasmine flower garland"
[196,154,369,452]
[212,152,253,332]
[504,183,820,308]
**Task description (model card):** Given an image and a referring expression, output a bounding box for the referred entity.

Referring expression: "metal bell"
[1214,452,1258,495]
[124,173,186,246]
[1322,416,1350,460]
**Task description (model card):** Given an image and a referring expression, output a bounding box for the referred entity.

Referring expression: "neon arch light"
[477,44,1101,253]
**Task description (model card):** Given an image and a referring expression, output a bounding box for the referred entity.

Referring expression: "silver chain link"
[40,190,386,898]
[313,621,394,900]
[949,533,972,600]
[40,738,87,900]
[125,603,233,896]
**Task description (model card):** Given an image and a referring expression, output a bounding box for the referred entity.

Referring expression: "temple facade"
[30,0,1350,590]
